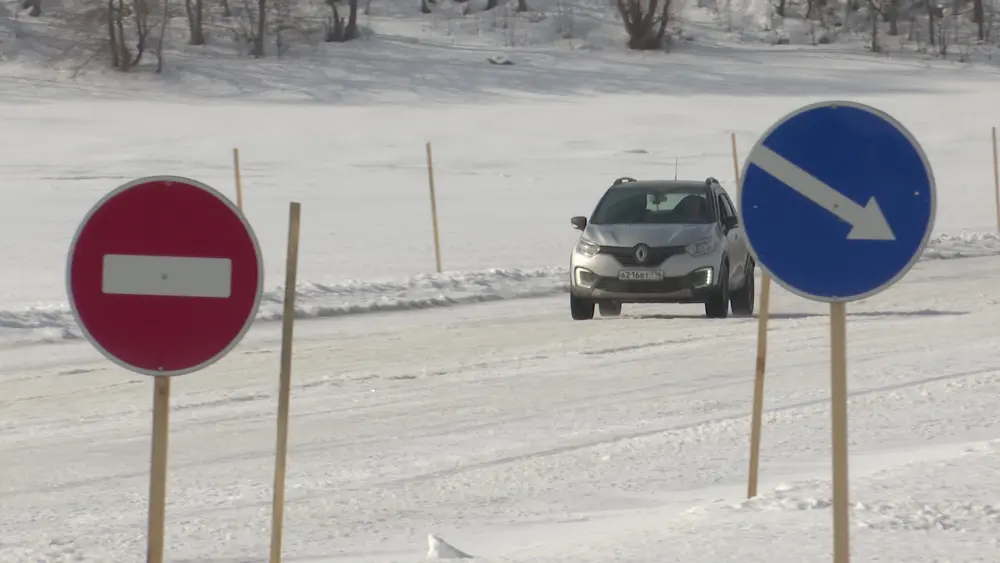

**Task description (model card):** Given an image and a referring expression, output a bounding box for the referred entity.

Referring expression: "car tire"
[730,258,755,316]
[705,262,730,319]
[571,294,595,320]
[598,301,622,317]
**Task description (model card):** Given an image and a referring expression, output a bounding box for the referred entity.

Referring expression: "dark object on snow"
[487,55,513,65]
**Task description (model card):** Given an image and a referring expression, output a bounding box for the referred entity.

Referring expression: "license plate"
[618,270,664,281]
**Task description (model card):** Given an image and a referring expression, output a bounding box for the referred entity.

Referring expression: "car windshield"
[590,185,714,225]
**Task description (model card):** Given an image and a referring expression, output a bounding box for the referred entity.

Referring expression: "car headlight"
[575,238,600,257]
[685,237,716,257]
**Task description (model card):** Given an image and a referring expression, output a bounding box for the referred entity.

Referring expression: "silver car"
[568,176,755,320]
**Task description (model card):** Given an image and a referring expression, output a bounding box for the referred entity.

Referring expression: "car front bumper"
[570,267,718,303]
[569,246,722,303]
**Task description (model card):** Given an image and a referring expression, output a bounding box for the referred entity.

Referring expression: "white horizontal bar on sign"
[102,254,233,298]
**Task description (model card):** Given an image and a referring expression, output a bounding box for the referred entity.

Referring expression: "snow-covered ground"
[4,71,1000,343]
[7,257,1000,561]
[5,0,1000,559]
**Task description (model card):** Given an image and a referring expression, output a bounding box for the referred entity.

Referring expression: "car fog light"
[692,267,713,288]
[575,267,598,287]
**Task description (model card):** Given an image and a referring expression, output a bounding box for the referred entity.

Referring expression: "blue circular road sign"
[738,100,936,303]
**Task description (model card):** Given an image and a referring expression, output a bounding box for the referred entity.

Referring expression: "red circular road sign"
[66,176,264,377]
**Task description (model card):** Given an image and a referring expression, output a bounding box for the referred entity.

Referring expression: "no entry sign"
[66,175,264,376]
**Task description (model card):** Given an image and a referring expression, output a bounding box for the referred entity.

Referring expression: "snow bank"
[710,441,1000,538]
[255,267,567,322]
[0,266,568,347]
[0,231,997,347]
[427,534,474,559]
[920,231,1000,259]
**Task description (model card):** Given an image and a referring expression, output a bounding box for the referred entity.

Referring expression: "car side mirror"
[722,216,738,230]
[571,216,588,231]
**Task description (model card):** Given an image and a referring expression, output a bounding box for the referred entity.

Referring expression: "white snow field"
[6,0,1000,560]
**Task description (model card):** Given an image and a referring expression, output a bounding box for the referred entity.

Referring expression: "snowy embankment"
[1,231,999,346]
[452,439,1000,562]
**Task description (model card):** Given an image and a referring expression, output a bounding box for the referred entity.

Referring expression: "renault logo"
[634,244,650,264]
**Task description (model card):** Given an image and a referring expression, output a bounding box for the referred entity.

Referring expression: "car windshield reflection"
[590,186,713,225]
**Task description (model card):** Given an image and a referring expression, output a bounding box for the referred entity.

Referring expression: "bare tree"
[185,0,206,43]
[974,0,985,39]
[108,0,154,70]
[273,0,289,54]
[926,0,939,45]
[253,0,266,55]
[983,0,998,41]
[229,0,259,48]
[616,0,675,49]
[325,0,345,39]
[805,0,827,19]
[868,0,901,40]
[937,2,949,54]
[843,0,860,30]
[21,0,41,17]
[885,0,901,34]
[346,0,359,38]
[324,0,360,40]
[156,0,170,71]
[866,0,882,51]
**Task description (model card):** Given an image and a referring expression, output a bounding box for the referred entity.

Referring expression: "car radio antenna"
[674,157,678,180]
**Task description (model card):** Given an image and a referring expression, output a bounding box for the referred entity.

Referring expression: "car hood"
[583,223,715,247]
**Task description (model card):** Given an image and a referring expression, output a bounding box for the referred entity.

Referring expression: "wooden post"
[146,377,171,563]
[425,142,442,274]
[269,202,302,563]
[830,302,850,563]
[992,128,999,232]
[233,148,245,211]
[733,132,772,499]
[746,275,771,498]
[730,133,740,200]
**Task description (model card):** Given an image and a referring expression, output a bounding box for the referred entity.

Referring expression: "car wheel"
[705,262,730,319]
[571,294,595,320]
[598,301,622,317]
[730,258,755,316]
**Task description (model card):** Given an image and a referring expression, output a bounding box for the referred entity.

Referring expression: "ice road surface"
[4,6,1000,561]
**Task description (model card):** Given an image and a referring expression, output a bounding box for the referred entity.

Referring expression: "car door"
[715,189,746,287]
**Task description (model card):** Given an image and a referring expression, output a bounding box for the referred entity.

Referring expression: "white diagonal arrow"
[747,144,895,241]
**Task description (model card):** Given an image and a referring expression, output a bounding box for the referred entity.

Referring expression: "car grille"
[593,277,689,293]
[600,245,687,267]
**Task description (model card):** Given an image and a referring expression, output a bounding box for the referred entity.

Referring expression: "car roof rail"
[705,176,719,186]
[613,176,638,185]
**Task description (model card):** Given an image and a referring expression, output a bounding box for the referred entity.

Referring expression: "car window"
[716,193,735,221]
[720,192,737,217]
[591,186,713,225]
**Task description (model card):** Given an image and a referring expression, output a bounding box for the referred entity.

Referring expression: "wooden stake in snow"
[992,127,999,232]
[269,202,302,563]
[233,148,245,211]
[829,301,850,563]
[733,131,771,500]
[425,142,443,274]
[146,377,170,563]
